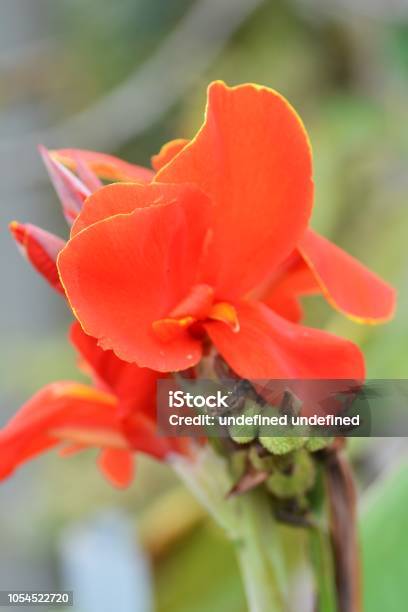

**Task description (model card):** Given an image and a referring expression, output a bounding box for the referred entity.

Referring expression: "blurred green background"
[0,1,407,611]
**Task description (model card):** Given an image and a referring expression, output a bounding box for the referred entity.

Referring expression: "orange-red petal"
[71,182,194,237]
[298,229,396,323]
[98,448,134,488]
[120,411,180,459]
[156,81,313,298]
[264,294,303,323]
[260,252,319,322]
[152,317,195,343]
[53,148,154,183]
[205,300,365,380]
[168,284,214,319]
[0,382,120,480]
[74,155,103,192]
[58,185,211,371]
[151,138,189,172]
[10,221,66,294]
[70,322,160,419]
[58,443,86,457]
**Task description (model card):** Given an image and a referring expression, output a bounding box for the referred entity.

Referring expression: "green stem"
[235,489,287,612]
[309,525,338,612]
[171,447,288,612]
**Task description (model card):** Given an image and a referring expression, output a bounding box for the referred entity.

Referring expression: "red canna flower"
[3,80,397,494]
[56,81,395,380]
[0,322,188,488]
[53,90,395,329]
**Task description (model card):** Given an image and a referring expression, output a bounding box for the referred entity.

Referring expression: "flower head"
[57,82,395,380]
[3,80,396,488]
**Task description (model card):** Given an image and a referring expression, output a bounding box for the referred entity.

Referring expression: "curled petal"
[205,300,365,380]
[0,381,179,484]
[74,155,103,192]
[58,443,86,457]
[299,229,396,323]
[98,448,134,488]
[53,148,154,183]
[0,382,120,481]
[156,81,313,298]
[208,302,240,332]
[39,145,90,224]
[59,185,211,371]
[151,138,189,172]
[4,382,117,431]
[9,221,66,293]
[260,252,319,322]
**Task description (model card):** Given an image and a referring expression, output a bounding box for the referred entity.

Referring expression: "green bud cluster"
[226,394,334,507]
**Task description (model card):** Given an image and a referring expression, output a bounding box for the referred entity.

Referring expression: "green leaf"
[155,522,244,612]
[361,462,408,611]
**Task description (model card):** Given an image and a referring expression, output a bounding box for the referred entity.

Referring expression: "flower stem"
[309,525,338,612]
[171,447,287,612]
[234,489,287,612]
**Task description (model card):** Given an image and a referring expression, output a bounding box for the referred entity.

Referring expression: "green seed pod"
[259,436,306,455]
[248,445,275,472]
[266,449,316,499]
[306,437,333,452]
[230,432,256,444]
